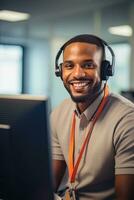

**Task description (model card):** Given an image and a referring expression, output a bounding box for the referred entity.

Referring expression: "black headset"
[55,34,115,81]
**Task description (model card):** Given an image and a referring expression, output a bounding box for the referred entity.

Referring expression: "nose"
[74,64,85,77]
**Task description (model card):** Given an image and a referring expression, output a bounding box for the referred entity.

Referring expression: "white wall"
[49,37,69,109]
[24,39,50,96]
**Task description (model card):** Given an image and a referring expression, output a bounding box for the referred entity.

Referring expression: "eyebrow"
[81,59,93,62]
[63,60,72,63]
[63,59,93,63]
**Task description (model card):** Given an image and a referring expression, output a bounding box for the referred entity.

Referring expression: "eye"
[62,62,74,69]
[82,61,95,69]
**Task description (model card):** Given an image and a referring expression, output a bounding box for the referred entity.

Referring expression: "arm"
[50,111,67,192]
[115,174,134,200]
[52,159,66,192]
[114,111,134,199]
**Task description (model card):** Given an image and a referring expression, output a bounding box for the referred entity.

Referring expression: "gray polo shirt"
[50,92,134,200]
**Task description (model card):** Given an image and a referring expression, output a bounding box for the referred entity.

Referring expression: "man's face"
[62,42,103,103]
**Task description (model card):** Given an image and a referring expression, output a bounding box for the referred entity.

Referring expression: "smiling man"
[51,34,134,200]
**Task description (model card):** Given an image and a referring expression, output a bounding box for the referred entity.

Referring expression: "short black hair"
[62,34,105,60]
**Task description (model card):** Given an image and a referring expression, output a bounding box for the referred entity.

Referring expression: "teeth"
[71,82,89,90]
[73,83,88,87]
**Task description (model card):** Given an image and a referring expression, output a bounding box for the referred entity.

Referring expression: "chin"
[70,94,89,103]
[64,82,102,103]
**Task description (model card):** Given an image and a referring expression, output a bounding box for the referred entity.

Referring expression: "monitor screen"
[0,95,54,200]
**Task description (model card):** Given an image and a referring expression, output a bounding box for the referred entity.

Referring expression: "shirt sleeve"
[50,110,65,161]
[114,111,134,174]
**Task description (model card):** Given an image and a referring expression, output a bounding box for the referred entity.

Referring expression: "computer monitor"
[0,95,54,200]
[121,90,134,103]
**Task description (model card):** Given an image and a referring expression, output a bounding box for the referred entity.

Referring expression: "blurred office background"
[0,0,134,109]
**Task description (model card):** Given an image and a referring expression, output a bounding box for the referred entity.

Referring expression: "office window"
[108,43,130,93]
[0,44,23,94]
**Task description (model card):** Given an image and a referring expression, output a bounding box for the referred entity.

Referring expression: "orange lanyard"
[68,85,109,183]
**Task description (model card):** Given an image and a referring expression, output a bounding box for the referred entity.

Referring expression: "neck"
[76,86,104,114]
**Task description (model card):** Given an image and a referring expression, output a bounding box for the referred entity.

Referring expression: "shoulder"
[102,92,134,136]
[108,93,134,142]
[51,98,74,115]
[107,92,134,115]
[50,98,75,123]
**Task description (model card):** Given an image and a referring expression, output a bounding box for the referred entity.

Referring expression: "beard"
[63,81,102,103]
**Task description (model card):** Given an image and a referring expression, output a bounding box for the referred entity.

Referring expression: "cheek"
[95,67,101,79]
[88,69,100,78]
[62,70,71,82]
[91,70,101,82]
[62,74,68,85]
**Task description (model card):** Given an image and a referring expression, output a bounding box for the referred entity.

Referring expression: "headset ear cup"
[59,63,63,79]
[55,63,62,77]
[101,60,111,80]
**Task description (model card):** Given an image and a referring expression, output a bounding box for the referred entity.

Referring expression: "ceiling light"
[0,10,30,22]
[108,25,133,37]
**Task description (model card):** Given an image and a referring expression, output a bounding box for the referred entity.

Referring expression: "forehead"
[63,42,102,58]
